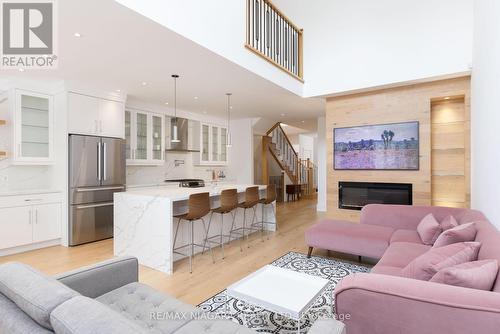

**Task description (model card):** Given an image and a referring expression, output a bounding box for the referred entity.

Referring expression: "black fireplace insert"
[339,182,412,210]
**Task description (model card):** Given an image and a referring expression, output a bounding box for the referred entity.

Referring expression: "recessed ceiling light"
[116,89,121,92]
[18,68,24,72]
[280,113,285,117]
[301,120,305,123]
[74,32,82,38]
[444,96,450,100]
[194,96,198,100]
[141,82,147,86]
[230,106,233,109]
[164,102,169,105]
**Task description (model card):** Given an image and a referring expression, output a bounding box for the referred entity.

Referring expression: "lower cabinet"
[0,206,33,249]
[0,193,62,251]
[32,203,62,243]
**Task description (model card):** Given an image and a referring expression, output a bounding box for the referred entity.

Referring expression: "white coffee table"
[226,265,331,333]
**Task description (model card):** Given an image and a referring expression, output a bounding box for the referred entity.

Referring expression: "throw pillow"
[430,259,499,291]
[433,222,477,248]
[401,241,481,281]
[417,213,443,245]
[440,215,459,231]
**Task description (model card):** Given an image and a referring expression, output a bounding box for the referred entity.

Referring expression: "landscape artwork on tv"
[334,121,419,170]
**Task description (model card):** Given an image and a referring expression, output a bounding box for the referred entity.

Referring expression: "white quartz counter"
[0,188,61,197]
[124,184,267,201]
[114,184,276,274]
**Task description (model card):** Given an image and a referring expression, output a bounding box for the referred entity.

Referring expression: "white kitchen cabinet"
[99,99,125,138]
[68,92,124,138]
[32,203,61,243]
[126,109,164,165]
[67,92,100,135]
[13,90,54,164]
[196,123,228,165]
[0,206,33,249]
[0,192,62,252]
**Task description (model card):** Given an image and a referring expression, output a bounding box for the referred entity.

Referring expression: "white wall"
[272,0,474,97]
[316,116,327,212]
[228,118,254,184]
[115,0,303,96]
[298,134,315,162]
[471,0,500,228]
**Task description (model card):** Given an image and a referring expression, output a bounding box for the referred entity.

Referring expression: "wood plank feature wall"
[431,96,470,208]
[326,77,471,221]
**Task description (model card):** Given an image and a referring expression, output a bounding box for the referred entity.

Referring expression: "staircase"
[262,123,317,197]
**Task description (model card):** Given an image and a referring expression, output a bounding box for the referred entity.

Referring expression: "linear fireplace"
[339,182,412,210]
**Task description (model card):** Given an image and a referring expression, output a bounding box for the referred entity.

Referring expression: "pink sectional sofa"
[306,204,500,334]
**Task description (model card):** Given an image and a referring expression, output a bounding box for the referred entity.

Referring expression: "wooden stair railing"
[262,122,318,198]
[263,123,299,185]
[246,0,303,81]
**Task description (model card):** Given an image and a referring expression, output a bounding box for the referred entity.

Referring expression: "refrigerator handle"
[97,142,102,181]
[103,142,107,181]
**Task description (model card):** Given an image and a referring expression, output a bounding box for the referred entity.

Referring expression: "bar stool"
[229,186,261,249]
[253,184,277,239]
[173,192,214,273]
[203,188,238,259]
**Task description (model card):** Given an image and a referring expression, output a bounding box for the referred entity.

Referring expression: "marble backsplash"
[0,159,54,192]
[126,152,229,186]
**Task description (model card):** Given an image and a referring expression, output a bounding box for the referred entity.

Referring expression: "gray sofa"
[0,256,344,334]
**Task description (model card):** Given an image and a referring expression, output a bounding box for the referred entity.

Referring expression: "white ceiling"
[1,0,324,131]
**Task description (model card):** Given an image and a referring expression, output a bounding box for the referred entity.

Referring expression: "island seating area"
[114,184,276,274]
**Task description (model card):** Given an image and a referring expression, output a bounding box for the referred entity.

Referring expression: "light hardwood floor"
[0,196,332,305]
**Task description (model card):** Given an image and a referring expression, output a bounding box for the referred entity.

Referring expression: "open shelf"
[0,120,6,125]
[0,151,6,157]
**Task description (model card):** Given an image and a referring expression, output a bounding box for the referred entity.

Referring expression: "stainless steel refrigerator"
[69,134,125,246]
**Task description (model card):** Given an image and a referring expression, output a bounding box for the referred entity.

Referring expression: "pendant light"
[171,74,180,143]
[226,93,232,148]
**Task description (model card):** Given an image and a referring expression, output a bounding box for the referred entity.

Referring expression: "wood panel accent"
[326,77,471,221]
[431,96,470,208]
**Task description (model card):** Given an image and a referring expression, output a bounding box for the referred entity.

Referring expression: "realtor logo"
[1,0,57,69]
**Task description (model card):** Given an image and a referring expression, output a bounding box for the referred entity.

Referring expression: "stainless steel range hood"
[165,117,200,152]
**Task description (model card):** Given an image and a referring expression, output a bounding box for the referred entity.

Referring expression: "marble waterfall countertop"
[114,183,276,274]
[124,183,267,201]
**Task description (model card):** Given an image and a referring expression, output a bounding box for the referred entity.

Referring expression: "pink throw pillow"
[440,215,458,231]
[401,242,481,281]
[433,222,477,248]
[430,259,499,291]
[417,213,443,245]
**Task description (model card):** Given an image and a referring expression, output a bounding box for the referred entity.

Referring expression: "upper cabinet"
[67,92,124,138]
[195,123,228,165]
[125,109,164,166]
[13,90,54,164]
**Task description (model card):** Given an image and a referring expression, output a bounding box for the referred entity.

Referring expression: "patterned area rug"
[198,251,371,333]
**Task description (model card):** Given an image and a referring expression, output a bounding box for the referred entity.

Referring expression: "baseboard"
[0,239,61,257]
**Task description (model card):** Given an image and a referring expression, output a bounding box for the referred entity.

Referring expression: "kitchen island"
[114,184,276,274]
